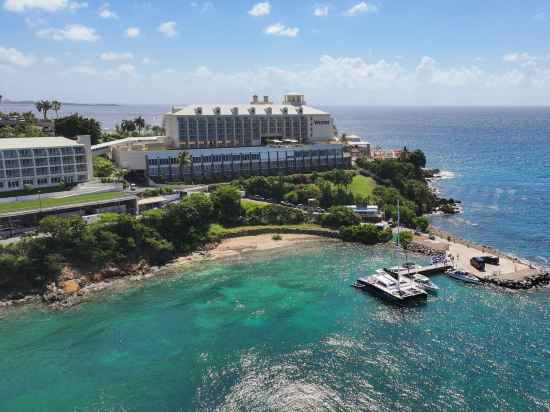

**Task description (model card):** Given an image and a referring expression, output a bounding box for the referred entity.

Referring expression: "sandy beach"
[173,233,336,263]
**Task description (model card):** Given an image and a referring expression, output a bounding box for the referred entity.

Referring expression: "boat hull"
[361,282,428,304]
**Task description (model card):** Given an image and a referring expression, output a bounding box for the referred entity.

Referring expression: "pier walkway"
[386,263,453,277]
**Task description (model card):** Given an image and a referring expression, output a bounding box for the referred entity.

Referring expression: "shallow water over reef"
[1,242,548,411]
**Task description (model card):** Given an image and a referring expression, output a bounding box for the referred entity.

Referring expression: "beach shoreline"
[0,233,337,312]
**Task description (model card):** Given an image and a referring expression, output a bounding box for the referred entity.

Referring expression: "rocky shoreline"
[0,232,335,312]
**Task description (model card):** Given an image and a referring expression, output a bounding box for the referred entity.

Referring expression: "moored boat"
[448,270,480,284]
[355,272,428,304]
[411,274,440,292]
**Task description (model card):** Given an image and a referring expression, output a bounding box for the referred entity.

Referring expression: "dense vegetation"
[0,187,307,295]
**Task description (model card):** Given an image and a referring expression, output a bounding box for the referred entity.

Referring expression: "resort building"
[96,94,347,183]
[163,93,335,149]
[145,144,349,181]
[0,136,93,192]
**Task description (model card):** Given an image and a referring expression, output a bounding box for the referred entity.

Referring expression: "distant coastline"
[2,100,121,107]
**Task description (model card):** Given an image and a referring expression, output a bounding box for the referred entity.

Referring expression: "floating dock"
[385,263,453,277]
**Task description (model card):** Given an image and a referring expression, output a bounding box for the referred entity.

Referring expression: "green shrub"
[320,206,361,229]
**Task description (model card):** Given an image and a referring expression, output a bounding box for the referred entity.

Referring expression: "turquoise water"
[1,242,549,411]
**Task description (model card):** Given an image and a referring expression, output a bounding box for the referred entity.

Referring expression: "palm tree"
[35,101,44,119]
[177,151,192,181]
[51,101,62,118]
[35,100,52,120]
[134,116,145,135]
[120,119,136,135]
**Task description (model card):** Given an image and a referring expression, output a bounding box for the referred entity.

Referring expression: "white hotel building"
[106,94,349,182]
[163,94,335,149]
[0,136,93,193]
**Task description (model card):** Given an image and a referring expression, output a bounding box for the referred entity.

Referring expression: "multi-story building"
[145,144,349,181]
[163,93,335,149]
[0,136,93,192]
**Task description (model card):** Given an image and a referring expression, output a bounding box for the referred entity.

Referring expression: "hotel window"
[64,165,75,173]
[74,147,85,154]
[22,168,35,177]
[6,169,20,178]
[3,150,17,159]
[33,149,47,157]
[49,157,61,165]
[35,158,48,166]
[61,147,73,155]
[63,156,75,164]
[21,159,33,167]
[23,179,34,185]
[51,177,61,183]
[50,166,62,174]
[48,148,60,156]
[75,155,86,164]
[5,159,19,169]
[36,167,49,176]
[8,181,20,188]
[37,178,48,185]
[78,175,87,182]
[18,149,32,158]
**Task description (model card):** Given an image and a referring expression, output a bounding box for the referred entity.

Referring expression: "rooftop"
[92,136,163,150]
[0,136,80,150]
[168,104,329,117]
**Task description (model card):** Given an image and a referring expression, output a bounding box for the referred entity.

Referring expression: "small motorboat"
[448,270,480,284]
[412,274,440,293]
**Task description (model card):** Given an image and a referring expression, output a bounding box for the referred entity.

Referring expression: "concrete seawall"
[425,226,550,289]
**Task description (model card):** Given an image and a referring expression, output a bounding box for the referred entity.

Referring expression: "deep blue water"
[1,243,549,411]
[330,106,550,265]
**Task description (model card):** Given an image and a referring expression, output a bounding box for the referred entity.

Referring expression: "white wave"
[433,170,456,180]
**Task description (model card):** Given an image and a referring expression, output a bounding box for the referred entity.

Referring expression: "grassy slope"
[350,175,377,198]
[0,192,129,214]
[240,198,270,213]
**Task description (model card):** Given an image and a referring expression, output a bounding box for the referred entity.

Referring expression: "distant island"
[0,98,120,107]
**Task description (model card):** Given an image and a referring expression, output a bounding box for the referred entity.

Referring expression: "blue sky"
[0,0,549,105]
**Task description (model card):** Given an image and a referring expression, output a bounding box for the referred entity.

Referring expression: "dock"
[413,228,550,289]
[385,263,453,277]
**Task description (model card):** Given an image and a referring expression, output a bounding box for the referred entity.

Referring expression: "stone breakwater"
[407,226,550,290]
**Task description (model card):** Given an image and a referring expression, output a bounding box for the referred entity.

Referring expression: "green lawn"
[241,198,270,213]
[0,191,130,214]
[350,175,377,198]
[209,223,335,238]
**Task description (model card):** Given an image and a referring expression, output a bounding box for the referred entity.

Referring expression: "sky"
[0,0,549,105]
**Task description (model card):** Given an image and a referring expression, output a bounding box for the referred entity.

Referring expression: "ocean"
[0,243,548,411]
[1,105,549,411]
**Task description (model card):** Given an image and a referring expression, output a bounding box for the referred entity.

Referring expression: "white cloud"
[503,52,533,63]
[264,23,299,37]
[142,57,152,64]
[0,64,16,73]
[125,27,140,38]
[3,0,86,12]
[248,1,270,17]
[43,56,57,64]
[344,1,378,16]
[62,63,137,79]
[158,21,177,37]
[99,2,117,19]
[190,1,213,13]
[0,46,34,67]
[313,6,328,17]
[100,52,134,61]
[37,24,99,42]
